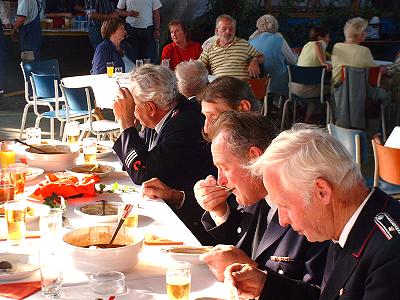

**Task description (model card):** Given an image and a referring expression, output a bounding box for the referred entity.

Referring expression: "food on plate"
[144,234,183,245]
[70,164,111,174]
[0,261,12,270]
[79,201,118,216]
[166,246,211,254]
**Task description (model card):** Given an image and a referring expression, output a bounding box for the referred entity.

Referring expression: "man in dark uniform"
[225,126,400,300]
[194,111,328,285]
[112,64,216,245]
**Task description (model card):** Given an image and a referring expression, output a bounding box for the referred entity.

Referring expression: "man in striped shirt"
[200,14,263,79]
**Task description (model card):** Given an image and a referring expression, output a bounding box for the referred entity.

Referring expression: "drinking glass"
[9,163,26,195]
[82,137,97,164]
[40,247,63,297]
[143,58,151,65]
[40,207,63,241]
[89,271,126,296]
[4,200,27,246]
[0,168,15,204]
[65,121,80,152]
[136,59,143,68]
[166,261,191,300]
[118,201,139,233]
[0,141,16,168]
[26,127,41,145]
[107,62,114,78]
[114,67,123,83]
[161,59,170,68]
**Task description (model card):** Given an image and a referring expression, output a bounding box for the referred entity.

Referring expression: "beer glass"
[26,127,41,145]
[4,200,27,246]
[166,261,191,300]
[82,138,97,164]
[118,201,139,232]
[9,163,26,196]
[0,168,14,204]
[65,121,80,144]
[136,59,143,68]
[107,62,114,78]
[0,141,16,168]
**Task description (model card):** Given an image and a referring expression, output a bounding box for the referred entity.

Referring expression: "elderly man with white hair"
[175,60,209,100]
[224,125,400,300]
[112,64,216,244]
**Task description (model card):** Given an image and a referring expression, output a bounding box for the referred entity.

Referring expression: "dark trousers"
[125,24,154,63]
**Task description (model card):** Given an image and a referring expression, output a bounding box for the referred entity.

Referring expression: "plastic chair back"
[244,77,270,100]
[328,123,368,165]
[31,73,60,98]
[288,65,325,86]
[21,59,60,98]
[372,138,400,186]
[60,84,95,112]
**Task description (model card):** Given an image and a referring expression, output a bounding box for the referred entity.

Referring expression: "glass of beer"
[107,62,114,78]
[0,168,14,205]
[9,163,26,196]
[118,201,139,233]
[26,127,42,145]
[4,200,27,246]
[166,261,191,300]
[82,137,97,164]
[0,141,16,168]
[65,121,80,152]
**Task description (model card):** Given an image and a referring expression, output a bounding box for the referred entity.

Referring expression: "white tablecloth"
[0,149,226,299]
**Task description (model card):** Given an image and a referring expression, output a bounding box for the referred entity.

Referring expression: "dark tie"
[148,129,158,150]
[251,202,270,259]
[321,242,342,290]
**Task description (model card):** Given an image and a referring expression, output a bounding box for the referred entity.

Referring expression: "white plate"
[67,164,114,178]
[74,201,120,223]
[25,167,44,181]
[162,246,212,264]
[0,253,39,281]
[79,144,113,159]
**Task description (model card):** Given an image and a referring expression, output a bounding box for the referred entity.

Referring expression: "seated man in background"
[161,20,203,71]
[225,125,400,300]
[112,64,216,244]
[194,111,328,284]
[174,60,209,100]
[199,14,263,79]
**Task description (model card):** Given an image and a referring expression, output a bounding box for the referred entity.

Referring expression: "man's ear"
[248,146,263,159]
[146,101,157,117]
[314,178,332,205]
[238,100,252,112]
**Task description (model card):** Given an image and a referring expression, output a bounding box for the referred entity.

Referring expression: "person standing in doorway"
[11,0,42,61]
[117,0,162,63]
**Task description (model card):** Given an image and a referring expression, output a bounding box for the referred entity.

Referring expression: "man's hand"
[128,10,139,17]
[110,11,120,19]
[199,245,257,281]
[224,263,267,299]
[247,58,261,78]
[141,178,184,206]
[113,87,136,130]
[194,175,230,216]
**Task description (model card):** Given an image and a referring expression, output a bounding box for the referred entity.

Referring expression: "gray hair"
[129,64,179,110]
[175,60,209,97]
[215,14,236,29]
[249,14,279,39]
[344,17,368,42]
[251,124,363,198]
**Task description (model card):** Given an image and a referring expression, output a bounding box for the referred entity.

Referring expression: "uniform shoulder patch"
[374,212,400,240]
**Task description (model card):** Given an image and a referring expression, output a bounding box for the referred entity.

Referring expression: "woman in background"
[91,18,126,75]
[161,20,202,71]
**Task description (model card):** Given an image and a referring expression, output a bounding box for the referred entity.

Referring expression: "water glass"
[166,261,191,300]
[143,58,151,65]
[26,127,41,145]
[40,248,63,297]
[40,207,63,240]
[161,59,170,68]
[107,62,114,78]
[89,271,126,296]
[118,201,139,232]
[0,141,16,168]
[4,200,27,246]
[82,137,97,164]
[136,59,143,68]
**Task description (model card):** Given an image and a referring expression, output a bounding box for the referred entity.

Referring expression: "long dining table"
[0,144,227,299]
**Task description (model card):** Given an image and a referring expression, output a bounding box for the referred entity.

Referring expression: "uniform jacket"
[113,96,217,244]
[259,188,400,300]
[202,200,328,285]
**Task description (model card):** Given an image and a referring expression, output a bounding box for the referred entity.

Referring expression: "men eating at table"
[194,111,328,285]
[112,64,217,245]
[224,125,400,300]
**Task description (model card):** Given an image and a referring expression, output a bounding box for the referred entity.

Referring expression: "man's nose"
[278,208,290,227]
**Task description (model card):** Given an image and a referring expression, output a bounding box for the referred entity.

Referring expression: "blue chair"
[281,65,331,131]
[30,74,90,140]
[20,59,60,138]
[327,123,368,166]
[60,83,120,141]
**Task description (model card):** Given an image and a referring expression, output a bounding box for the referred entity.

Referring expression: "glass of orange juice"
[0,141,16,168]
[107,62,114,78]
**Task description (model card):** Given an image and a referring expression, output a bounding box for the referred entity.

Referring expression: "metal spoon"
[15,138,48,154]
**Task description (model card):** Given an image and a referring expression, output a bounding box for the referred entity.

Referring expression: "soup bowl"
[62,226,144,273]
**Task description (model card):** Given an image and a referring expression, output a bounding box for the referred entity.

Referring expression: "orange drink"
[0,141,16,168]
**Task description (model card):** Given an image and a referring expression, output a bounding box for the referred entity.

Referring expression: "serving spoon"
[15,138,48,154]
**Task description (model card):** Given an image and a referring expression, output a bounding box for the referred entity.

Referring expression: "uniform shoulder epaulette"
[374,212,400,240]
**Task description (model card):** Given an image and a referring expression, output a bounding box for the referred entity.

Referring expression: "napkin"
[144,234,183,245]
[30,173,100,201]
[0,281,41,299]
